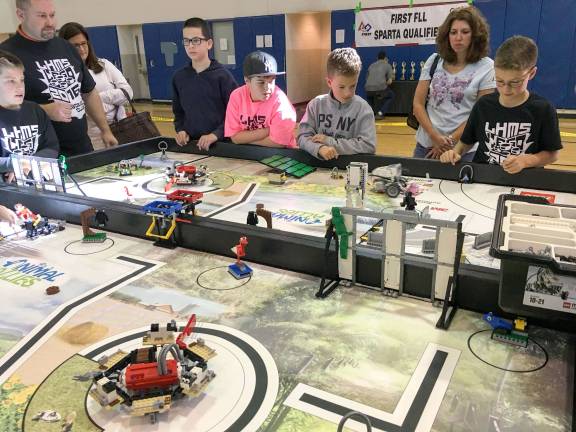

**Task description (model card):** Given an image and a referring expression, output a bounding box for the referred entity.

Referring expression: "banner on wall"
[355,2,468,47]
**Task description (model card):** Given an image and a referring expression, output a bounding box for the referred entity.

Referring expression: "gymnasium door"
[142,22,188,101]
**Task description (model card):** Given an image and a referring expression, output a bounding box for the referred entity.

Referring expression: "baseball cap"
[243,51,286,78]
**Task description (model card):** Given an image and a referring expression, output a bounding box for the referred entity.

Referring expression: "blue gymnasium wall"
[85,25,122,71]
[87,2,576,107]
[92,15,286,101]
[332,0,576,109]
[232,15,287,92]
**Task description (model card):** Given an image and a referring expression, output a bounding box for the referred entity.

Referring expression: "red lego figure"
[228,236,252,279]
[235,236,248,265]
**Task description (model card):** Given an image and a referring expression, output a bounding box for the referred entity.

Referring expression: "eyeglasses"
[495,69,533,88]
[72,41,88,50]
[183,37,208,46]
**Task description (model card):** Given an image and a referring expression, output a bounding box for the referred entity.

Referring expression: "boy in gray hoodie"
[298,48,376,160]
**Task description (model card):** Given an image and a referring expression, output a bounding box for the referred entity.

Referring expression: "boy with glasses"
[172,17,238,150]
[440,36,561,173]
[225,51,297,148]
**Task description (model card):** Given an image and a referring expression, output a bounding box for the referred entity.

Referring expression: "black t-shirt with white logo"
[0,32,96,155]
[461,92,563,165]
[0,101,59,172]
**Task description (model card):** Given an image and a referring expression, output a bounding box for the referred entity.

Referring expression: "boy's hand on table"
[502,155,527,174]
[0,205,18,225]
[439,150,461,165]
[175,131,190,146]
[197,133,218,150]
[318,145,338,160]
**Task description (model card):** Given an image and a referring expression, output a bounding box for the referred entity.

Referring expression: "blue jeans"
[366,88,395,116]
[412,143,475,162]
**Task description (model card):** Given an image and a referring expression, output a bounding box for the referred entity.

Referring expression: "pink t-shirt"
[224,84,297,148]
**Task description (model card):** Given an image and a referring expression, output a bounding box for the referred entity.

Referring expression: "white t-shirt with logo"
[415,54,495,150]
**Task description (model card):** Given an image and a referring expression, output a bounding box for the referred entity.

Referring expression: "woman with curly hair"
[412,6,495,160]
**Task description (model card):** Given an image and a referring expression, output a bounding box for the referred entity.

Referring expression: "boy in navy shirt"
[0,50,58,177]
[172,17,238,150]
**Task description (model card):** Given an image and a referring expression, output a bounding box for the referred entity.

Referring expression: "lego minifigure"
[247,211,258,226]
[228,236,253,279]
[159,140,169,161]
[95,210,108,227]
[401,191,417,211]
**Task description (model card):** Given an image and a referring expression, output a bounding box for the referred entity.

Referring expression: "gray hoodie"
[298,93,376,158]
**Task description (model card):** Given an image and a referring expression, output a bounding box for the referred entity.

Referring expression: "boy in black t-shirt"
[0,50,59,175]
[440,36,562,174]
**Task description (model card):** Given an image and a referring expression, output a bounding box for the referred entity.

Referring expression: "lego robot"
[89,314,216,424]
[14,204,63,239]
[165,164,208,192]
[370,164,407,198]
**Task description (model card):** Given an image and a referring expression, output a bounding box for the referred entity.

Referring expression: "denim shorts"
[412,143,475,162]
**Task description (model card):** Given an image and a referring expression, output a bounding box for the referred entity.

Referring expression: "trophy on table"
[392,61,397,79]
[401,61,406,80]
[410,61,416,80]
[420,61,425,76]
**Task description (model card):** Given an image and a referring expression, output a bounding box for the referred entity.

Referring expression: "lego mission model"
[89,314,216,424]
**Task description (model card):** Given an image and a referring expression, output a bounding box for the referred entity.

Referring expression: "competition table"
[0,137,575,432]
[2,137,575,315]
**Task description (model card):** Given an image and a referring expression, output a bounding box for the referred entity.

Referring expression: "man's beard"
[40,27,55,40]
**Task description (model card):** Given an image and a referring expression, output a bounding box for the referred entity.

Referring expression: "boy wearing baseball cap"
[224,51,297,147]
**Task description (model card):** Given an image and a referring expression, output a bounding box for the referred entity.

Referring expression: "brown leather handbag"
[109,89,161,144]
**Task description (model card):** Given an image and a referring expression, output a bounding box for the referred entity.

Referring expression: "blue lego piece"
[228,263,253,279]
[482,312,513,331]
[142,200,183,217]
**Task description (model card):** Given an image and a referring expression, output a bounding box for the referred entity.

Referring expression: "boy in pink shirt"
[225,51,297,147]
